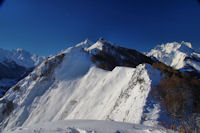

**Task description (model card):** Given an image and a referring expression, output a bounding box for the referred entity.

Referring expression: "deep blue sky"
[0,0,200,56]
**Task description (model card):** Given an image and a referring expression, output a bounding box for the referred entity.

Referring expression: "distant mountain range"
[147,41,200,72]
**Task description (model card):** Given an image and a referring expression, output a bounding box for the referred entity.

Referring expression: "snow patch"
[4,120,174,133]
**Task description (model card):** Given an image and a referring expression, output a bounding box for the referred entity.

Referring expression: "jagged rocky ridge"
[0,39,199,132]
[86,38,153,71]
[0,39,164,130]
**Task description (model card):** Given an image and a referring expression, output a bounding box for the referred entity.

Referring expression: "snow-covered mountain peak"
[16,48,23,52]
[0,39,166,131]
[148,41,200,72]
[74,38,113,53]
[87,40,104,51]
[0,48,44,68]
[181,41,192,48]
[153,41,193,54]
[75,38,93,48]
[84,37,110,51]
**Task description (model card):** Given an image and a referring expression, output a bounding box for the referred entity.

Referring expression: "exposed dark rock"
[91,41,154,71]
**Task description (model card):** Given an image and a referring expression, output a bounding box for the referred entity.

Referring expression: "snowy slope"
[0,48,44,69]
[0,39,168,131]
[147,41,200,72]
[5,120,175,133]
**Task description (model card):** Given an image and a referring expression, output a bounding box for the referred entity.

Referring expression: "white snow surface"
[5,120,175,133]
[147,41,200,71]
[0,40,167,131]
[0,48,44,68]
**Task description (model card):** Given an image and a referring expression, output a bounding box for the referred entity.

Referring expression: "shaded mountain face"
[147,41,200,73]
[0,61,33,97]
[84,38,154,70]
[0,48,44,97]
[0,61,27,79]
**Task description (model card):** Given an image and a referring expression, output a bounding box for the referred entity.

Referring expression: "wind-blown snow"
[147,41,200,72]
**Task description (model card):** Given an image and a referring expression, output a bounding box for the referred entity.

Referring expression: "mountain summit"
[0,39,164,131]
[147,41,200,72]
[0,39,199,132]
